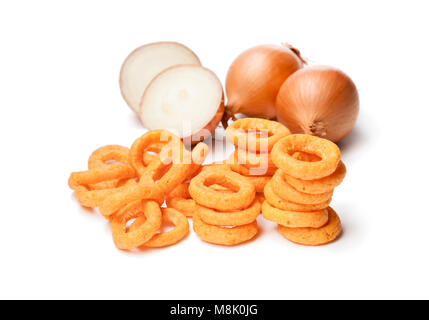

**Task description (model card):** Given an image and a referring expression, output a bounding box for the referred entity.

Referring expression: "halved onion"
[139,65,224,144]
[120,42,201,113]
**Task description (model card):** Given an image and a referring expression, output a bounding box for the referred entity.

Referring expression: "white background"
[1,0,428,299]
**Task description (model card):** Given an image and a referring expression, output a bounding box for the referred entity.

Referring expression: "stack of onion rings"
[263,134,345,246]
[225,119,290,194]
[189,170,259,245]
[68,130,209,250]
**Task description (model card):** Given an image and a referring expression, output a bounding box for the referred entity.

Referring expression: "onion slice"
[139,65,224,144]
[120,42,201,113]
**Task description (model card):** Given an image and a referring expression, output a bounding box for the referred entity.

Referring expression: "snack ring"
[129,130,183,176]
[88,145,131,190]
[235,148,275,168]
[262,201,328,228]
[228,152,276,176]
[284,161,346,194]
[271,134,341,180]
[74,180,137,208]
[189,170,256,211]
[68,165,136,190]
[271,170,333,204]
[111,200,162,250]
[88,145,130,169]
[129,208,189,248]
[278,207,342,246]
[167,183,237,218]
[99,182,164,217]
[197,199,261,226]
[264,181,331,212]
[226,118,290,153]
[193,214,258,246]
[140,142,209,194]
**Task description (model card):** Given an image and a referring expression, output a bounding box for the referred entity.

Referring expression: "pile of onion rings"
[68,130,208,250]
[264,134,345,245]
[69,123,348,250]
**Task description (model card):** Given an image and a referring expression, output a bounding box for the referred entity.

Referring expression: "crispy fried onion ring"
[264,181,331,212]
[284,161,346,194]
[111,200,162,250]
[271,170,333,205]
[228,152,276,176]
[262,201,328,228]
[189,170,255,211]
[129,207,189,248]
[226,118,290,153]
[129,130,183,176]
[68,164,136,190]
[236,148,276,169]
[87,145,131,190]
[74,180,137,208]
[167,182,237,218]
[99,182,164,217]
[278,207,342,246]
[197,199,261,226]
[271,134,341,180]
[140,142,209,194]
[193,214,258,246]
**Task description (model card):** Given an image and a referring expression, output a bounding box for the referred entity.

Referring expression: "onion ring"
[88,145,131,190]
[99,182,164,217]
[189,170,255,211]
[271,170,333,204]
[167,182,233,218]
[262,201,328,228]
[193,214,258,246]
[129,208,189,248]
[228,152,276,176]
[278,207,342,246]
[197,199,261,226]
[68,165,136,190]
[74,180,137,208]
[271,134,341,180]
[226,118,290,153]
[129,130,182,176]
[140,142,209,194]
[284,161,346,194]
[264,181,331,211]
[111,200,162,250]
[236,148,275,168]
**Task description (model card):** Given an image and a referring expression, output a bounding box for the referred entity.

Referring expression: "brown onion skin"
[225,45,304,120]
[276,66,359,142]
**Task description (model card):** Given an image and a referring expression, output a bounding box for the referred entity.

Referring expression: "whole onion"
[276,66,359,142]
[223,44,305,127]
